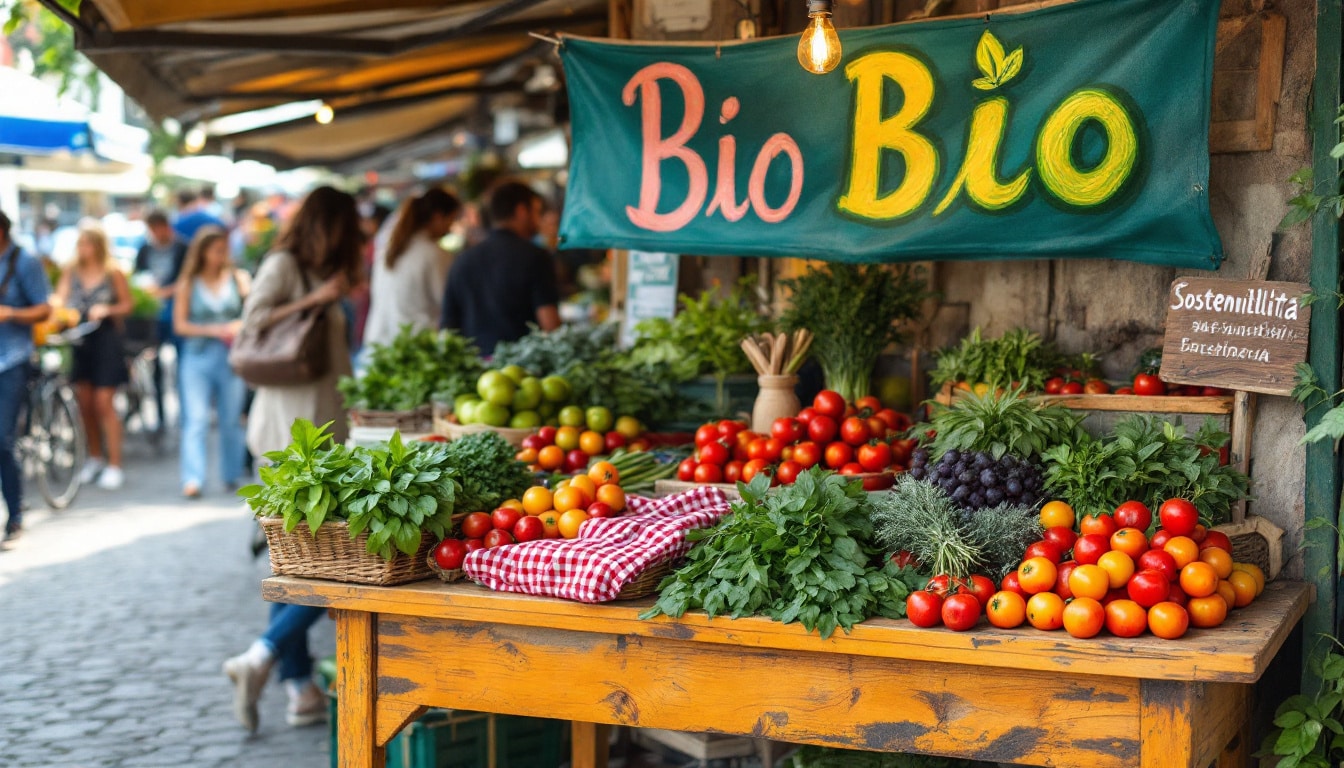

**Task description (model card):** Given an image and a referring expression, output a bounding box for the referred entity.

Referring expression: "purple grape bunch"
[907,447,1043,512]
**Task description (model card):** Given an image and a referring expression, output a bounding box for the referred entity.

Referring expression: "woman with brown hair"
[172,226,251,498]
[362,187,460,350]
[53,223,133,491]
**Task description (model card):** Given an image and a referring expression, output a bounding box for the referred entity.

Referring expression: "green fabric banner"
[559,0,1224,269]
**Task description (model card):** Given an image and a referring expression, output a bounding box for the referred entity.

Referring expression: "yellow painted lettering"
[839,52,938,220]
[1036,88,1139,207]
[933,97,1031,215]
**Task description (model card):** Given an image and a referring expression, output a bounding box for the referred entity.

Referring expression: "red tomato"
[723,460,744,484]
[1159,498,1199,536]
[825,442,854,469]
[775,460,803,485]
[1060,381,1084,395]
[839,417,871,446]
[433,539,468,570]
[464,537,486,553]
[741,459,770,484]
[1054,560,1079,600]
[693,463,723,484]
[856,442,893,472]
[717,420,747,438]
[854,395,883,414]
[1190,524,1208,543]
[1127,569,1171,608]
[866,416,888,440]
[677,458,698,482]
[1113,500,1153,532]
[1200,531,1233,553]
[1024,540,1064,563]
[1104,599,1148,638]
[695,424,719,448]
[968,574,997,607]
[1110,528,1149,559]
[604,432,627,453]
[925,574,953,597]
[1083,379,1111,395]
[586,501,615,519]
[807,415,838,444]
[1133,373,1165,396]
[874,408,901,431]
[746,438,770,461]
[890,550,919,569]
[839,462,865,475]
[1044,377,1066,394]
[761,438,785,462]
[512,516,545,542]
[1166,582,1189,607]
[536,426,558,444]
[564,449,590,473]
[698,441,729,466]
[482,529,514,548]
[812,390,847,420]
[1102,587,1130,606]
[906,591,944,628]
[792,441,822,469]
[941,593,982,631]
[771,417,805,444]
[1043,526,1078,553]
[1149,528,1174,551]
[461,512,493,539]
[795,407,818,425]
[1137,549,1180,582]
[1114,386,1134,395]
[1078,514,1118,537]
[521,434,548,451]
[491,507,523,531]
[1073,533,1111,565]
[1000,571,1028,597]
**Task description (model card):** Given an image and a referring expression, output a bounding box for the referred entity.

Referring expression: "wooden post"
[1229,390,1255,523]
[571,722,611,768]
[1139,680,1197,768]
[336,610,384,768]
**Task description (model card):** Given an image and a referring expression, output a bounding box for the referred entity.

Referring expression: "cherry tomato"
[482,529,514,549]
[986,590,1027,628]
[1113,500,1153,532]
[717,420,747,438]
[807,415,838,444]
[1159,498,1199,536]
[698,441,729,466]
[1044,377,1066,395]
[890,550,919,569]
[792,441,821,469]
[824,442,853,469]
[491,507,523,531]
[740,459,771,484]
[775,460,803,485]
[677,458,698,482]
[1017,557,1058,594]
[771,417,805,444]
[1137,549,1180,582]
[967,574,997,607]
[1149,528,1174,551]
[866,416,889,440]
[856,442,893,472]
[461,512,493,539]
[1000,571,1028,598]
[1073,533,1111,565]
[1109,528,1149,559]
[1062,597,1106,638]
[693,463,723,484]
[925,574,952,596]
[812,390,847,420]
[1078,514,1118,537]
[1054,560,1079,600]
[1024,540,1064,563]
[839,417,871,446]
[1083,379,1111,395]
[1067,564,1111,601]
[433,539,468,570]
[1133,373,1165,396]
[795,407,818,425]
[695,424,719,448]
[854,395,882,414]
[906,591,944,628]
[941,593,982,632]
[1104,599,1148,637]
[1200,531,1233,553]
[874,408,901,431]
[1148,602,1189,640]
[1114,386,1134,395]
[1026,592,1066,630]
[1060,381,1084,395]
[1127,569,1171,608]
[839,462,865,476]
[464,537,486,553]
[723,460,744,484]
[760,438,785,462]
[1042,526,1078,553]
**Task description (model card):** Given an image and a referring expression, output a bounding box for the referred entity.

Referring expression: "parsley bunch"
[440,431,532,513]
[642,469,920,639]
[339,326,484,412]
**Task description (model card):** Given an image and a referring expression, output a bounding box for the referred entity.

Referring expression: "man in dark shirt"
[133,210,188,434]
[440,182,561,355]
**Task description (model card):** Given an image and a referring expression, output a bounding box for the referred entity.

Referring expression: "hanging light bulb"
[183,125,207,154]
[797,0,842,75]
[315,103,334,124]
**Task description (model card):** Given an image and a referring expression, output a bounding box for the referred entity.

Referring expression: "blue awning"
[0,115,92,156]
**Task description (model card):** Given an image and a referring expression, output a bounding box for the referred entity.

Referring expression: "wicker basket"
[443,421,533,448]
[261,517,434,586]
[348,404,433,432]
[1212,514,1284,580]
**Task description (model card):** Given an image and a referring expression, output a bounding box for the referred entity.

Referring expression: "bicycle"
[15,334,86,509]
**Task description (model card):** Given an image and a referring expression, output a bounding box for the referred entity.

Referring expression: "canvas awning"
[47,0,605,168]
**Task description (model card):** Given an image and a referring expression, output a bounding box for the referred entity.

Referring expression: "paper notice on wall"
[622,251,679,347]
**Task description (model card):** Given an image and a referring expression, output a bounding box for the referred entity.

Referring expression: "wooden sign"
[1159,277,1310,396]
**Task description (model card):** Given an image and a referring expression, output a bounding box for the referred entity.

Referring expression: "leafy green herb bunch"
[339,325,484,412]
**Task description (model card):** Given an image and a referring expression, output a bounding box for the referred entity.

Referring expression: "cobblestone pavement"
[0,438,333,768]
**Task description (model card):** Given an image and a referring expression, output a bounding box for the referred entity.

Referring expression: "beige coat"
[243,251,351,458]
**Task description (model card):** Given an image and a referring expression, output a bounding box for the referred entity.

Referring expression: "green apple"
[558,405,586,428]
[540,375,572,404]
[499,365,528,385]
[454,393,478,414]
[509,410,541,429]
[513,377,543,411]
[456,398,481,425]
[478,374,515,407]
[476,402,510,427]
[585,406,614,433]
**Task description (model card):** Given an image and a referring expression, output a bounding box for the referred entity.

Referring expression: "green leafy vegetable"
[930,327,1097,391]
[642,469,918,639]
[629,277,770,384]
[780,264,928,403]
[923,388,1086,460]
[1256,639,1344,767]
[339,325,484,411]
[440,431,532,513]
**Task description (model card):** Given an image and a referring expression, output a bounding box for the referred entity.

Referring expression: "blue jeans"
[0,363,24,532]
[261,603,325,681]
[179,340,246,488]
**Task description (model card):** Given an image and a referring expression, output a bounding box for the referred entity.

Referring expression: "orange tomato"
[1068,564,1111,601]
[554,426,581,451]
[1026,592,1066,630]
[1187,595,1228,628]
[1062,597,1106,638]
[578,430,605,456]
[515,448,539,465]
[537,511,561,538]
[588,461,620,486]
[553,487,586,514]
[1097,551,1135,589]
[557,509,589,539]
[1039,500,1076,530]
[1079,514,1118,537]
[1017,557,1059,595]
[521,486,553,516]
[1104,599,1148,638]
[1109,528,1148,559]
[1216,580,1237,609]
[568,476,598,506]
[986,591,1027,629]
[1147,602,1189,640]
[499,499,524,513]
[1198,547,1233,579]
[1232,562,1266,595]
[1178,561,1218,598]
[1227,571,1258,608]
[537,445,565,471]
[1163,536,1200,569]
[596,483,627,513]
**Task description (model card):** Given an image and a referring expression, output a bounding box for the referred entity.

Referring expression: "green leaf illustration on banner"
[972,30,1024,90]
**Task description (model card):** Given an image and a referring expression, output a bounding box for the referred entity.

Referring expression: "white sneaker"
[96,466,124,490]
[285,682,328,727]
[78,459,105,485]
[223,653,273,732]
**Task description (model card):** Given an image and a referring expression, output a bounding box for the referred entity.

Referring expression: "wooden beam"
[86,0,471,32]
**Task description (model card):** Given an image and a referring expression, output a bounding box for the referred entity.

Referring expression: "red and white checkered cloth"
[462,486,733,603]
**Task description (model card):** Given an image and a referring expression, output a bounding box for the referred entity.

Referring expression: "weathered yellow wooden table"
[263,577,1309,768]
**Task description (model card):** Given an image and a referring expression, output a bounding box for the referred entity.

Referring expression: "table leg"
[1140,680,1196,768]
[1215,687,1254,768]
[336,610,385,768]
[571,721,611,768]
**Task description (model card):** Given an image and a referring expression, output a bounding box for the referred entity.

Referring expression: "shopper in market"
[173,187,226,243]
[54,223,134,491]
[0,210,51,546]
[439,181,560,355]
[363,188,461,351]
[132,209,187,433]
[225,185,363,732]
[172,226,250,499]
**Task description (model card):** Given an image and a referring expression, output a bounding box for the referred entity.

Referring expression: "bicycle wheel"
[35,383,85,509]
